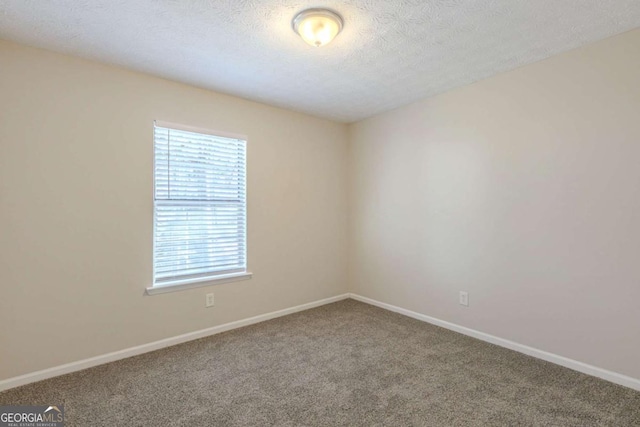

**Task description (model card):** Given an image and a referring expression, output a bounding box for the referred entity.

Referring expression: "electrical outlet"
[205,293,215,308]
[459,291,469,307]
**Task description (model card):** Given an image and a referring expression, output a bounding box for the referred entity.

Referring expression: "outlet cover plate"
[459,291,469,307]
[206,293,215,308]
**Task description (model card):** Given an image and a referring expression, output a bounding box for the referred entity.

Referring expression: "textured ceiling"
[0,1,639,122]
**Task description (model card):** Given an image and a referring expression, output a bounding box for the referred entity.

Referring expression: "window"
[150,121,249,293]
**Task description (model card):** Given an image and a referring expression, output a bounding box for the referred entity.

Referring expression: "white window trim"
[154,120,247,141]
[146,271,253,295]
[148,120,251,296]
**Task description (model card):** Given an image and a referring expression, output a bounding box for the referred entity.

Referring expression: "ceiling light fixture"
[292,8,343,47]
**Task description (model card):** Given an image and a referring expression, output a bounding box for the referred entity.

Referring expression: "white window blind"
[153,122,247,286]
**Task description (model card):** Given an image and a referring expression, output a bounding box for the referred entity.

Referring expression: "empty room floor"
[1,299,638,426]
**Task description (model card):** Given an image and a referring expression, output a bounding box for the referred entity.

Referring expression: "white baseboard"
[349,293,640,392]
[4,292,638,393]
[0,293,350,392]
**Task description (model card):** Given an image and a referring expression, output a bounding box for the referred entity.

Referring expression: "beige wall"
[348,29,640,380]
[2,28,639,384]
[0,40,349,380]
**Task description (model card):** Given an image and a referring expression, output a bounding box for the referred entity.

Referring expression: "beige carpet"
[1,299,638,426]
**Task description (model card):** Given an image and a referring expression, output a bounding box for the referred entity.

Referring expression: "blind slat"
[155,265,244,281]
[155,267,246,282]
[155,255,246,270]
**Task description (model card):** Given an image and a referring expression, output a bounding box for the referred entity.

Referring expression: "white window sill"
[146,271,253,295]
